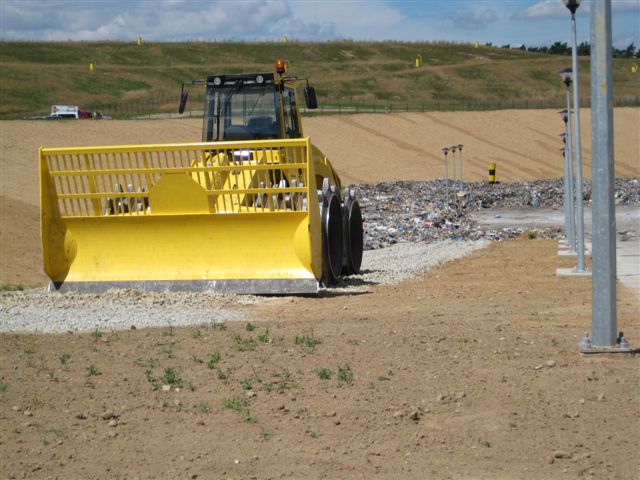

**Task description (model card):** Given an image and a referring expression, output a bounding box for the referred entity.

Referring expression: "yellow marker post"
[89,62,95,72]
[474,41,479,48]
[632,63,638,73]
[137,36,143,46]
[488,163,496,184]
[415,54,423,68]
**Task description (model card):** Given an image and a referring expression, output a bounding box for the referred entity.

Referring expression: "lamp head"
[558,67,573,87]
[563,0,581,14]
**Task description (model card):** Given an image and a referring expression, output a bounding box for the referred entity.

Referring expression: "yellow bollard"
[632,63,638,73]
[137,36,143,46]
[474,41,479,48]
[89,62,95,72]
[488,163,496,184]
[415,54,422,68]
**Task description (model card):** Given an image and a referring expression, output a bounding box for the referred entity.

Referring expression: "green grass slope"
[0,40,637,118]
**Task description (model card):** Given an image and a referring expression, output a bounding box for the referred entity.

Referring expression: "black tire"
[341,197,364,275]
[321,191,343,285]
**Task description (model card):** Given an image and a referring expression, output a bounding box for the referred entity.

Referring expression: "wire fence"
[85,94,640,119]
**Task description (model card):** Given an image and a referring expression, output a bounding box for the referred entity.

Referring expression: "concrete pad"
[556,267,593,277]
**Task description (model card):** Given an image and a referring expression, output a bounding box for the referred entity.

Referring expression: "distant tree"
[623,43,636,58]
[500,44,510,49]
[577,41,590,56]
[548,41,571,55]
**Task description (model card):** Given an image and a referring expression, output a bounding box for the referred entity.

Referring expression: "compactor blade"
[39,139,323,294]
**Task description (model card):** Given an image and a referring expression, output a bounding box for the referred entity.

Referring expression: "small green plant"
[192,329,202,338]
[197,402,212,414]
[377,375,390,381]
[309,431,322,439]
[47,371,59,383]
[223,395,247,413]
[217,368,231,384]
[84,380,96,389]
[86,364,100,376]
[551,338,559,347]
[273,370,296,391]
[191,355,204,364]
[480,439,492,448]
[257,329,270,343]
[246,322,257,332]
[259,427,272,441]
[161,346,174,359]
[59,352,71,365]
[207,352,221,369]
[163,324,174,337]
[509,421,518,429]
[337,365,353,385]
[347,339,361,345]
[0,381,7,393]
[232,332,257,352]
[212,322,227,331]
[294,331,321,351]
[90,329,102,340]
[315,368,332,380]
[528,230,537,239]
[188,382,197,392]
[161,367,182,387]
[262,382,274,392]
[240,376,256,390]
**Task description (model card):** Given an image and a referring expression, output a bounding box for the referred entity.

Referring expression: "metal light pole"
[457,144,464,182]
[442,147,450,203]
[582,0,629,352]
[559,130,573,249]
[564,0,587,272]
[558,87,576,252]
[450,145,458,181]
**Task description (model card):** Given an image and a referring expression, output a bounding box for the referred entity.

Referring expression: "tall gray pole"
[565,93,576,251]
[458,145,464,182]
[589,0,618,347]
[570,11,587,271]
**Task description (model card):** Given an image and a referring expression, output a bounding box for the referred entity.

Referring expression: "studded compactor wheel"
[320,182,343,286]
[341,187,363,275]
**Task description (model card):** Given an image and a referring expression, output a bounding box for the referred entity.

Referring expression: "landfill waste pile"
[354,178,640,250]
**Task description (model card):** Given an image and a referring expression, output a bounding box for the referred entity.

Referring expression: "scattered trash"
[351,178,640,250]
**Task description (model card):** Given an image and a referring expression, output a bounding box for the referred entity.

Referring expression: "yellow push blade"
[39,139,323,294]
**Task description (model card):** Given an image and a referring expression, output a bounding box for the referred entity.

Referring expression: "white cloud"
[448,9,498,30]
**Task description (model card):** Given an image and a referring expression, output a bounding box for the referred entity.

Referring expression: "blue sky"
[1,0,638,48]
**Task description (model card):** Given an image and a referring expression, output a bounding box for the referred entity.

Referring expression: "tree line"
[486,41,639,58]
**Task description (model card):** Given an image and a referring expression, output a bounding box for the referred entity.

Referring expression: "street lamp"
[450,145,458,181]
[558,105,575,252]
[457,144,464,182]
[442,147,450,203]
[563,0,587,273]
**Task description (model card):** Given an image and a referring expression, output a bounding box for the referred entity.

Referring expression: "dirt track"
[1,109,639,287]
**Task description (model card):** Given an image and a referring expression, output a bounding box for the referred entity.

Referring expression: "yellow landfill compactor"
[39,60,363,294]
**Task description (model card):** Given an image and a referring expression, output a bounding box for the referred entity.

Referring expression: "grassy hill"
[1,40,638,118]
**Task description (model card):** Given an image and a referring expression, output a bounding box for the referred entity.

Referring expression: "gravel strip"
[0,240,489,333]
[332,239,489,291]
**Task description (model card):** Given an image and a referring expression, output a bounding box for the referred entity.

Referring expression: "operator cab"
[179,60,317,143]
[201,73,304,142]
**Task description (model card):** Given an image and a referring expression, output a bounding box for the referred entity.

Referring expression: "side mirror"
[304,86,318,109]
[178,91,189,114]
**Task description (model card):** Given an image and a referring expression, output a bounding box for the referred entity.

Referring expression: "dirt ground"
[0,110,639,479]
[0,238,638,479]
[1,108,639,287]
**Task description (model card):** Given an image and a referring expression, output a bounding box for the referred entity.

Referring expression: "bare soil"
[0,110,639,479]
[1,109,639,287]
[1,238,638,480]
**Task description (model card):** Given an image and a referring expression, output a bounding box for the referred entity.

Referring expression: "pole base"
[556,267,592,277]
[578,332,634,354]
